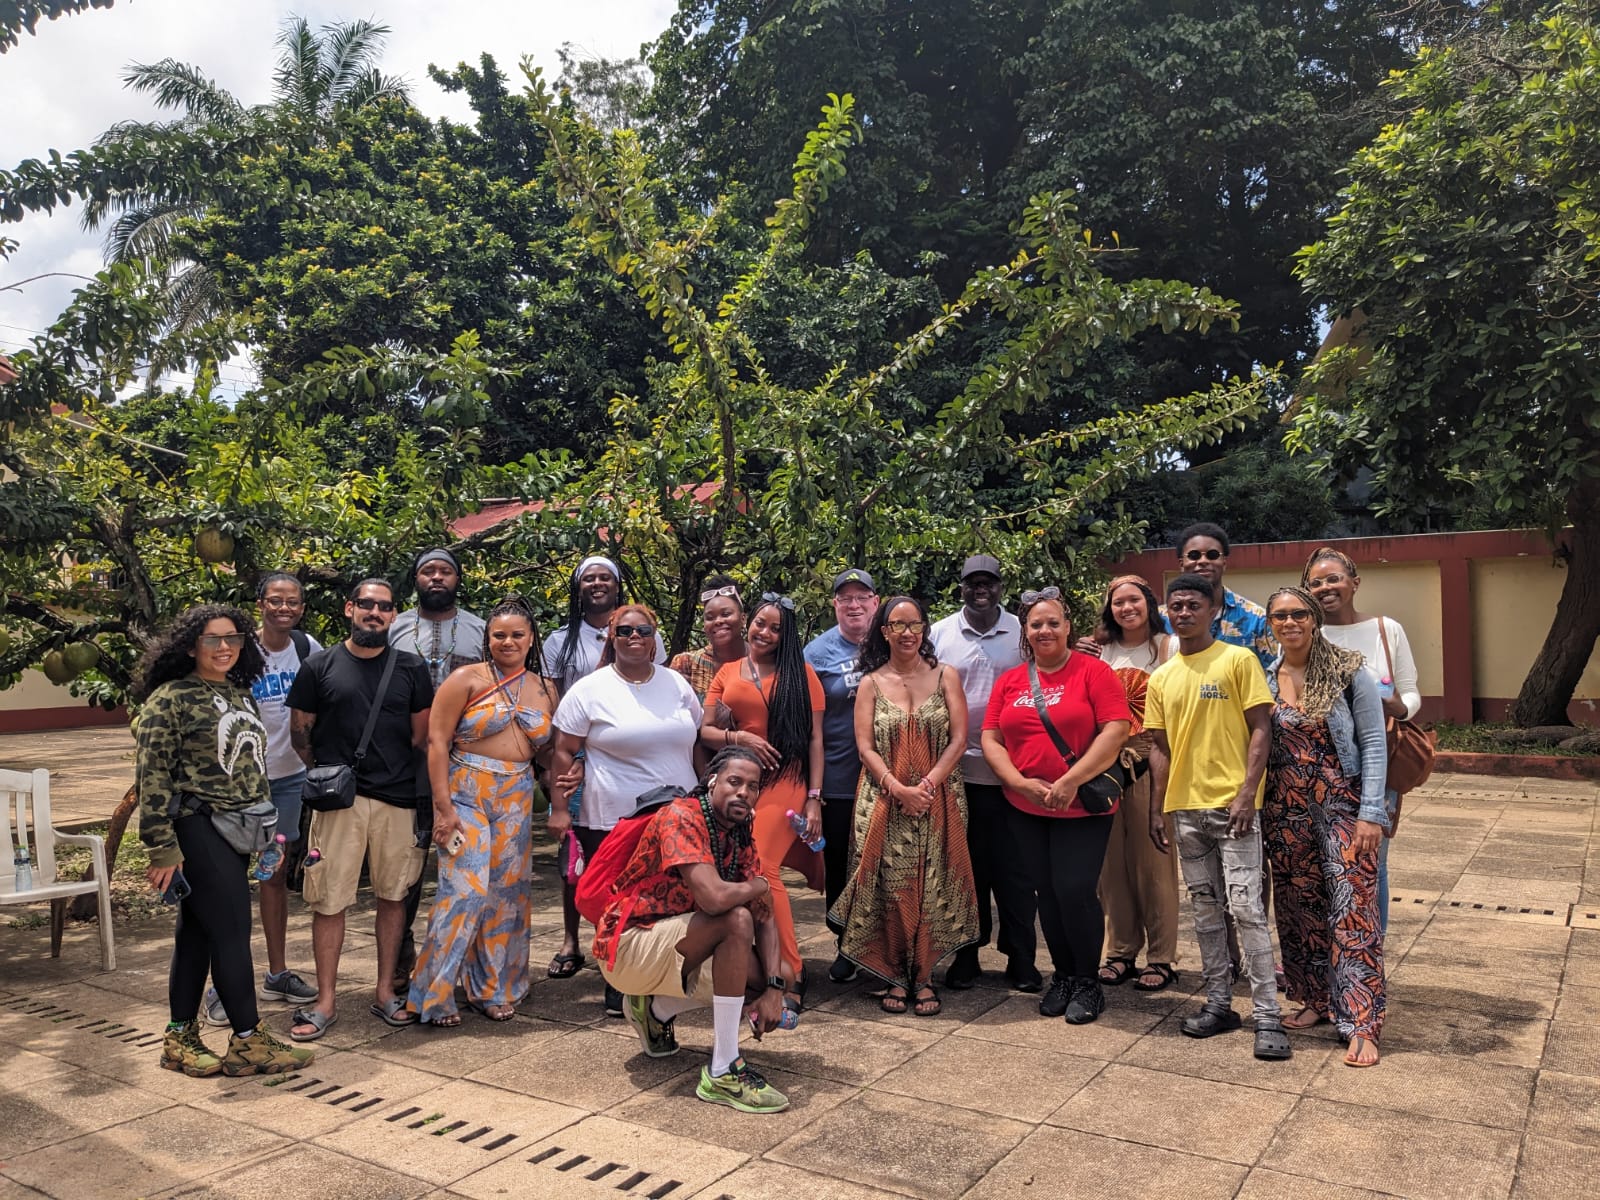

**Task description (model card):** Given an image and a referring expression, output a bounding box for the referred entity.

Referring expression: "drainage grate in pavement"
[260,1074,384,1113]
[526,1144,683,1197]
[1440,898,1567,924]
[1,996,165,1048]
[1571,909,1600,930]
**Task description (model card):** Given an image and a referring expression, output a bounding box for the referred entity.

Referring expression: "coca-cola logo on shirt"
[1012,686,1065,708]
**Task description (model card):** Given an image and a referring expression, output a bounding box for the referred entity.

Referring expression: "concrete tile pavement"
[0,770,1597,1198]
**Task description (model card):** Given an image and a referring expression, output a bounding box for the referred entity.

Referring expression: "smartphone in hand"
[441,828,467,856]
[162,870,192,905]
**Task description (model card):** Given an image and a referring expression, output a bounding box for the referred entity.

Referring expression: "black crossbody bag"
[1028,663,1127,816]
[302,648,399,813]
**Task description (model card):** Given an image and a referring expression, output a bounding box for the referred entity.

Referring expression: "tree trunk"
[1511,487,1600,726]
[67,784,138,920]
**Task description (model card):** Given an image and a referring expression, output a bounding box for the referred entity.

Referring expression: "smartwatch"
[765,976,786,993]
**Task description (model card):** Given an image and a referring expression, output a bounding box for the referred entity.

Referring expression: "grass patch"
[1434,722,1598,758]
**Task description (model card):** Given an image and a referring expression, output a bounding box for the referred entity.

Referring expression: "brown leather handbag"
[1377,618,1437,799]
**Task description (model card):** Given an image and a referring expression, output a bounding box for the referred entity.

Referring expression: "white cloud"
[0,0,675,347]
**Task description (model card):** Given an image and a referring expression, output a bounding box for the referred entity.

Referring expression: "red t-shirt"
[982,656,1133,818]
[591,795,770,967]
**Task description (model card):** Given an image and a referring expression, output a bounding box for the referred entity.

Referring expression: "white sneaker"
[202,987,229,1028]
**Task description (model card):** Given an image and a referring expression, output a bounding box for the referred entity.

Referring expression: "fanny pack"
[303,647,398,813]
[176,793,278,856]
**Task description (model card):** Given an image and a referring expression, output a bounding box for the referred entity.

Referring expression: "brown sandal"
[1284,1006,1329,1030]
[1344,1035,1380,1067]
[881,988,909,1014]
[912,985,941,1017]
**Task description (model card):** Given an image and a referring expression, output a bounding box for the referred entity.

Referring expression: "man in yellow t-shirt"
[1144,572,1288,1061]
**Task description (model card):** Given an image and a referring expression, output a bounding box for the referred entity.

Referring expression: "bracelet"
[728,729,738,747]
[879,768,895,790]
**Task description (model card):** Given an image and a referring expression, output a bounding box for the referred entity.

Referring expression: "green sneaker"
[160,1019,223,1077]
[221,1022,315,1076]
[624,995,679,1058]
[696,1057,789,1113]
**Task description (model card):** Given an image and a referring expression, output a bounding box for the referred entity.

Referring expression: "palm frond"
[320,19,402,109]
[337,67,410,113]
[162,263,225,337]
[103,201,197,265]
[273,15,323,120]
[123,59,244,125]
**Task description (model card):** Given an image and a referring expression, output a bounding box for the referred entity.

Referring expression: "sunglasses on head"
[701,585,741,604]
[1183,548,1225,562]
[352,597,396,612]
[1019,587,1062,605]
[614,623,656,640]
[759,592,796,612]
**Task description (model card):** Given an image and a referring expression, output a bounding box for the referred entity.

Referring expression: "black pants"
[400,844,430,961]
[171,814,259,1031]
[962,783,1037,962]
[821,794,854,940]
[1006,805,1114,980]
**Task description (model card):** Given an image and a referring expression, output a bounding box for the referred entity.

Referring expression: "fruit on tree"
[196,527,234,564]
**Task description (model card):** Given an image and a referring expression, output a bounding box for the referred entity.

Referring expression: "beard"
[351,627,389,648]
[417,586,458,613]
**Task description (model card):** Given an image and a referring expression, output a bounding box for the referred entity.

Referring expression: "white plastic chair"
[0,767,116,970]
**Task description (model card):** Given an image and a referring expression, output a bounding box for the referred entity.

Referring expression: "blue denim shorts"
[269,771,306,841]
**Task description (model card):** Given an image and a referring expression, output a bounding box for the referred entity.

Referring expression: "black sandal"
[912,985,941,1016]
[1133,963,1177,992]
[881,988,909,1014]
[1098,957,1138,986]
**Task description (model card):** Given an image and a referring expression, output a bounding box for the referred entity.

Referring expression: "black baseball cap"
[831,568,876,593]
[960,554,1002,580]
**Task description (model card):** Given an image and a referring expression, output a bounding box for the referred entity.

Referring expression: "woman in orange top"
[701,592,825,1007]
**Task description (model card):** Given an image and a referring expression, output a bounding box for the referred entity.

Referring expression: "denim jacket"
[1266,657,1390,827]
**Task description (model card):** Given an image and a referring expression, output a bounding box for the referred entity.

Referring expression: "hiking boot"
[624,995,679,1058]
[1038,974,1073,1018]
[259,969,317,1004]
[695,1057,790,1113]
[201,986,229,1028]
[160,1020,223,1077]
[221,1023,316,1076]
[1064,978,1106,1025]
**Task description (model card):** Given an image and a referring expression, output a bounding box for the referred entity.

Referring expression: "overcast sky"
[0,0,676,379]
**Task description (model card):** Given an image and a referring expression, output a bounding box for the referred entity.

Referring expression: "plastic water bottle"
[786,809,824,852]
[253,834,287,881]
[751,1006,801,1036]
[13,846,32,893]
[303,848,322,869]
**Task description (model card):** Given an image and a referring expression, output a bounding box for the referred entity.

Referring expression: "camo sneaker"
[695,1057,789,1113]
[221,1023,315,1076]
[160,1019,223,1077]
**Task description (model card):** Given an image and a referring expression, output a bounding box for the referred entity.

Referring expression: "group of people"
[135,522,1418,1103]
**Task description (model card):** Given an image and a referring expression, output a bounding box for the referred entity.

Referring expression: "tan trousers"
[1099,771,1180,966]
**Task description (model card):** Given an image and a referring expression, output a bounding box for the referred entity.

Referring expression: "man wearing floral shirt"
[1163,522,1277,671]
[596,747,790,1113]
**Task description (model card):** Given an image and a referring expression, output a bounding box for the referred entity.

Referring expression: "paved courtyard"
[2,755,1598,1199]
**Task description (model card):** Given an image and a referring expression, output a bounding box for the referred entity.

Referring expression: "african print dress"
[409,669,552,1022]
[828,673,980,989]
[1264,701,1385,1042]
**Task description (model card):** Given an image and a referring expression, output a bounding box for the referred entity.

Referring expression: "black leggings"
[1007,806,1114,980]
[171,814,259,1031]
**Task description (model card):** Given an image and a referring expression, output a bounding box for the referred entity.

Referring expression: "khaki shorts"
[302,794,424,916]
[599,913,715,1005]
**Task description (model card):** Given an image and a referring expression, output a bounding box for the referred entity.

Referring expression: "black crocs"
[1254,1025,1294,1060]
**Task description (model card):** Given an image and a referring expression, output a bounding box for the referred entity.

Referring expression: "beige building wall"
[0,669,80,713]
[1472,557,1600,708]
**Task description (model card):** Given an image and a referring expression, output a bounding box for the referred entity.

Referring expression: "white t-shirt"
[1321,617,1421,720]
[553,665,702,829]
[252,633,322,779]
[542,620,666,692]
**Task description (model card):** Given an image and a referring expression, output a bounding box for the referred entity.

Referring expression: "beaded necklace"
[424,613,459,686]
[698,794,747,883]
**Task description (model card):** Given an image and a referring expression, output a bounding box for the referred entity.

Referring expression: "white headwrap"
[575,555,620,582]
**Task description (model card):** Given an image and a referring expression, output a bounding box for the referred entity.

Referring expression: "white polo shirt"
[929,607,1022,786]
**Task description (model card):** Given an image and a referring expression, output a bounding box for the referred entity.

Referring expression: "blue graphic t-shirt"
[803,625,866,798]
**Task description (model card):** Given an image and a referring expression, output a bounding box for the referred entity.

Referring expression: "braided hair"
[481,594,546,676]
[1267,585,1364,721]
[692,745,762,871]
[1302,545,1360,584]
[749,597,813,784]
[553,556,623,688]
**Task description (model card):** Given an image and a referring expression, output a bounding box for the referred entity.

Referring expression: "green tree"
[1294,0,1600,725]
[81,16,408,339]
[0,0,111,53]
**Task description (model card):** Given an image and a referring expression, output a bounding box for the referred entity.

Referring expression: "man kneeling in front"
[591,746,790,1113]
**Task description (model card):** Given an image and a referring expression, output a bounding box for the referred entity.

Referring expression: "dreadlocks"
[1268,585,1364,721]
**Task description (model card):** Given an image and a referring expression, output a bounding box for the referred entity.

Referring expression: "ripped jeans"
[1172,808,1281,1028]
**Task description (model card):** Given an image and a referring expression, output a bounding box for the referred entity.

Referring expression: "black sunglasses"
[758,592,796,612]
[1183,549,1225,562]
[614,623,656,640]
[352,597,396,612]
